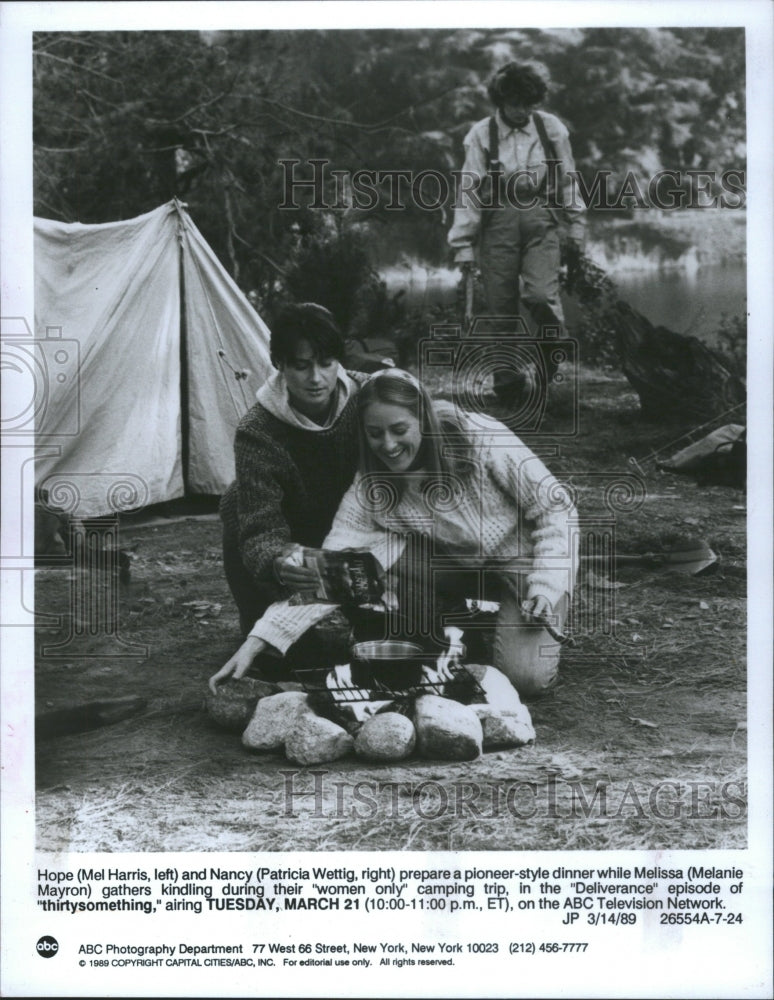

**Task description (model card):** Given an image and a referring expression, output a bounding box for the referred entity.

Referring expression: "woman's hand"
[273,543,318,592]
[521,595,554,622]
[376,564,399,611]
[276,563,319,590]
[208,635,266,694]
[521,594,571,645]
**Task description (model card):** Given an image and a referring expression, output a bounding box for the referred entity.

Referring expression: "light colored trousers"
[491,584,569,699]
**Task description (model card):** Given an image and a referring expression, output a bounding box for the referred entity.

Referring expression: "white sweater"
[249,413,578,653]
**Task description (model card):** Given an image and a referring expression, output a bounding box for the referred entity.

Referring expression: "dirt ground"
[34,370,747,853]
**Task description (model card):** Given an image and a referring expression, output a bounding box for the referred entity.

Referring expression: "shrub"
[282,216,383,333]
[560,238,622,366]
[714,313,746,378]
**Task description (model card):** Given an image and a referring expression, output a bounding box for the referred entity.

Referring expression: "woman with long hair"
[210,368,577,699]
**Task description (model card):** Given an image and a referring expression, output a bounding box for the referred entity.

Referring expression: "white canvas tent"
[34,200,272,517]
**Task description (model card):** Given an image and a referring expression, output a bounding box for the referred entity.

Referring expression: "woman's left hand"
[520,595,554,622]
[208,635,266,694]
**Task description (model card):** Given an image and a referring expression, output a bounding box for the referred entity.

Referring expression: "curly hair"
[487,62,548,108]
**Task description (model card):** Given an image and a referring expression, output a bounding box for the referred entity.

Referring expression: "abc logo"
[36,935,59,958]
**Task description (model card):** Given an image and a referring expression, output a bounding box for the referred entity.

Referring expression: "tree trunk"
[613,299,746,424]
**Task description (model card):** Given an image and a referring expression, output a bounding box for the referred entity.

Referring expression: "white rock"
[465,664,525,712]
[285,713,354,765]
[471,704,535,749]
[242,691,310,751]
[355,712,416,761]
[413,695,482,761]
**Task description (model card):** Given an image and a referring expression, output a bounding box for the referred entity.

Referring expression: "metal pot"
[350,640,426,689]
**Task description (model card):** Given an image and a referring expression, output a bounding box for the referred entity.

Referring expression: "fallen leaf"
[182,601,222,616]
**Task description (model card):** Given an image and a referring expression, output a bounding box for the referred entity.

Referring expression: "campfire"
[296,631,482,725]
[206,625,537,765]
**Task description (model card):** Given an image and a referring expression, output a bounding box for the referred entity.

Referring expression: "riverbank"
[585,207,746,274]
[381,208,746,292]
[379,208,746,337]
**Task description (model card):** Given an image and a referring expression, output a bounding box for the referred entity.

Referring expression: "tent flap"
[34,201,272,516]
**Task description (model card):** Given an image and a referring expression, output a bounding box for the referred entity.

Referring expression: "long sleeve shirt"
[249,411,578,654]
[219,369,367,588]
[448,109,585,257]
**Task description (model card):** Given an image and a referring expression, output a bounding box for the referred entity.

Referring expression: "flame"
[325,665,393,723]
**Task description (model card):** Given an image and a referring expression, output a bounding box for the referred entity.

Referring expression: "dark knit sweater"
[220,376,365,590]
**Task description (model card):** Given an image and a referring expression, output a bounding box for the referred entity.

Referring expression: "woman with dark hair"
[212,369,577,700]
[448,61,585,407]
[219,302,368,636]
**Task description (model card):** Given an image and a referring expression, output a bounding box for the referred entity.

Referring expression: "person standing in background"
[448,62,585,408]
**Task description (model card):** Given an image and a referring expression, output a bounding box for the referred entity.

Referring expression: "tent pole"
[176,205,191,496]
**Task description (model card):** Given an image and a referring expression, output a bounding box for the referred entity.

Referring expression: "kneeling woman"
[210,369,577,699]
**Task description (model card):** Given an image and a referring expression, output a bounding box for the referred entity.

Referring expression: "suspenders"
[484,111,560,204]
[531,113,557,160]
[486,114,501,173]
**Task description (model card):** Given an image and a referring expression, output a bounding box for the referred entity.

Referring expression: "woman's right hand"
[273,543,319,592]
[208,635,266,694]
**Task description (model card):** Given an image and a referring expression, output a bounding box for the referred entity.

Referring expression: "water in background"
[613,264,746,338]
[383,261,746,344]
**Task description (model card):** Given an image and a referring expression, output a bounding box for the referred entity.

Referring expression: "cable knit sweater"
[249,411,578,653]
[220,368,368,592]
